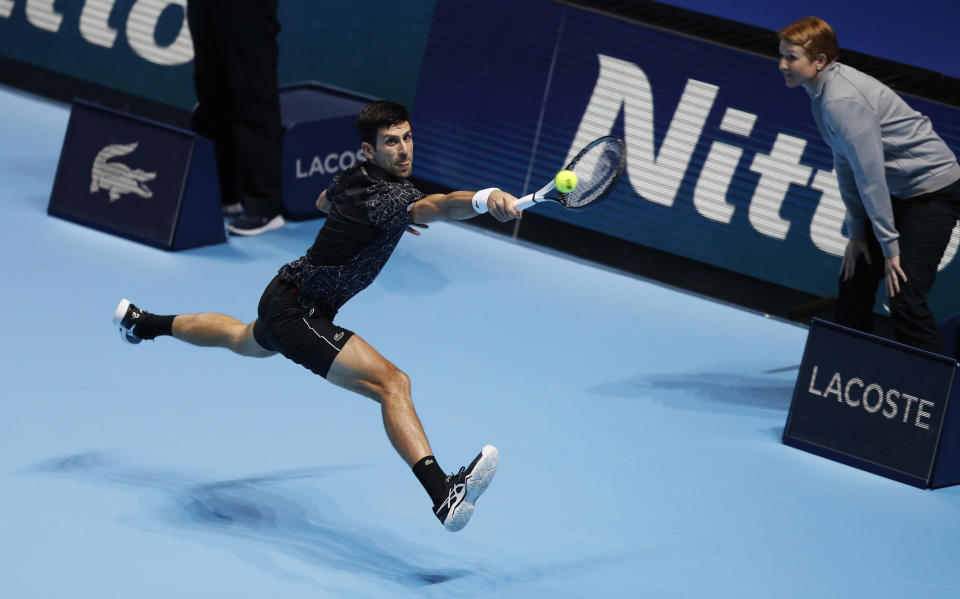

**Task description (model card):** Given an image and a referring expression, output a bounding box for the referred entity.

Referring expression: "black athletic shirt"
[277,161,423,318]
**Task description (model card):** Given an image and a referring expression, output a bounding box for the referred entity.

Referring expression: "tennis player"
[113,101,520,531]
[779,17,960,353]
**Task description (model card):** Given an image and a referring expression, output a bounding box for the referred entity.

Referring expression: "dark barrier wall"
[412,0,960,319]
[657,0,960,80]
[0,0,436,109]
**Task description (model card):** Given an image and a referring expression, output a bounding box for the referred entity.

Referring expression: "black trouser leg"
[220,0,283,217]
[187,0,236,207]
[888,182,960,353]
[186,0,283,217]
[836,180,960,354]
[836,232,885,334]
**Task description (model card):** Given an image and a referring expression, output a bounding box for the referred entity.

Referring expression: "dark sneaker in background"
[226,213,285,236]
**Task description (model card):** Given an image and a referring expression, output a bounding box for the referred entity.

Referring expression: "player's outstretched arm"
[410,189,520,224]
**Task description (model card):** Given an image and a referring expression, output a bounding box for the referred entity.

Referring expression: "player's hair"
[356,101,410,148]
[779,17,839,64]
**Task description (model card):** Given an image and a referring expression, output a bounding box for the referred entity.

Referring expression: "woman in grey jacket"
[778,16,960,354]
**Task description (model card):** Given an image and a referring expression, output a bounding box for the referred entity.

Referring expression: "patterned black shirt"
[277,161,423,318]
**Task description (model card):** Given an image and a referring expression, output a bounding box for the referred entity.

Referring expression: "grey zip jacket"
[810,61,960,257]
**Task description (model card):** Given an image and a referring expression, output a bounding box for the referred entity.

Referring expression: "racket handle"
[513,193,537,211]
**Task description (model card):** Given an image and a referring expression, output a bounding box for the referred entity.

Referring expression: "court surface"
[3,84,960,598]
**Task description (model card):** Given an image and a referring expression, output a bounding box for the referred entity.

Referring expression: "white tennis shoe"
[113,299,144,344]
[434,445,498,532]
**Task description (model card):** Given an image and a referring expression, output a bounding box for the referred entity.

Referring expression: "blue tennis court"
[3,84,960,598]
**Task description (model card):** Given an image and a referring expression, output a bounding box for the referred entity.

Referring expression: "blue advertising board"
[48,100,224,250]
[278,83,374,219]
[783,319,960,488]
[413,0,960,319]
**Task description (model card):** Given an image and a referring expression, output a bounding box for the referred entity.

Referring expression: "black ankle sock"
[135,313,175,340]
[413,455,447,507]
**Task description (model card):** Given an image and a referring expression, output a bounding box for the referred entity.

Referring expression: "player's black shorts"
[252,275,354,378]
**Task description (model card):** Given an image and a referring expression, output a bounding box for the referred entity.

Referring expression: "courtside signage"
[783,319,960,488]
[48,100,224,250]
[278,83,374,219]
[414,0,960,318]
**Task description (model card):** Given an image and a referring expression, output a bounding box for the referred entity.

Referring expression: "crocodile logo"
[90,142,157,202]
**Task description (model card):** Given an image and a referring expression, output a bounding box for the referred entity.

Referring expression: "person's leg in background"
[221,0,285,235]
[186,0,241,216]
[889,182,960,354]
[835,229,885,335]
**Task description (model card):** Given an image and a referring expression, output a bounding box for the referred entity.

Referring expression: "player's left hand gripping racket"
[514,136,626,211]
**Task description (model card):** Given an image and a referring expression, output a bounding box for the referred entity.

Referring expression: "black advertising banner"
[48,101,223,250]
[784,319,960,488]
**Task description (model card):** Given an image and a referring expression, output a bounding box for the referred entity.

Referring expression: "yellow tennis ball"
[555,169,578,193]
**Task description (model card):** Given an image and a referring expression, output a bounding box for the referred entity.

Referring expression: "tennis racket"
[514,136,625,211]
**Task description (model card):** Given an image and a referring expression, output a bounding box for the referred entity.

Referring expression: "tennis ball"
[555,169,578,193]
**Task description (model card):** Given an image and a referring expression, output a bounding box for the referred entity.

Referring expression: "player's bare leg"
[114,299,275,357]
[113,298,496,530]
[325,335,431,466]
[324,335,497,531]
[172,313,276,357]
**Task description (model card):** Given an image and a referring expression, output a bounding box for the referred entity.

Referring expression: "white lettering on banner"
[0,0,194,65]
[822,370,842,402]
[566,54,718,207]
[127,0,193,66]
[338,151,356,172]
[844,377,864,407]
[807,365,935,430]
[808,169,847,255]
[295,150,366,179]
[570,54,959,263]
[861,383,883,413]
[694,108,756,224]
[25,0,62,32]
[325,153,338,173]
[808,366,823,396]
[883,389,900,419]
[80,0,118,48]
[748,133,811,240]
[938,225,960,272]
[572,54,960,269]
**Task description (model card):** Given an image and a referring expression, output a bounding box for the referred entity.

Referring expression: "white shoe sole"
[113,298,140,344]
[113,299,131,328]
[446,445,498,532]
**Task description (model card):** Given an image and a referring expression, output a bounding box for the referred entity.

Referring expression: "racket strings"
[562,138,625,209]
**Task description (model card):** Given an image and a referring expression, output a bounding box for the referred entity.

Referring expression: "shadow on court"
[25,452,613,594]
[587,372,796,412]
[26,452,468,589]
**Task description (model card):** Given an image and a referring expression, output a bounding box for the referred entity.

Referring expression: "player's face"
[778,40,823,91]
[364,122,413,178]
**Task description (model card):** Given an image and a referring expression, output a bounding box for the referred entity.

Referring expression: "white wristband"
[471,188,500,214]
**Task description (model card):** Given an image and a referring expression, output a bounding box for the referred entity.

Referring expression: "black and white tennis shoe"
[434,445,498,532]
[113,299,144,344]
